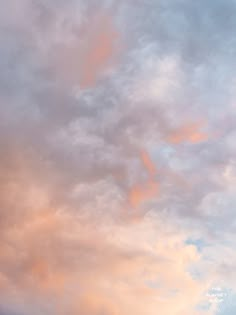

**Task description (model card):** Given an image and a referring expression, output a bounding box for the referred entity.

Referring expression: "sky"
[0,0,236,314]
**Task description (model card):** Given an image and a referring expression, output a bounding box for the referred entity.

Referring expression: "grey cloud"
[0,0,235,228]
[1,0,236,314]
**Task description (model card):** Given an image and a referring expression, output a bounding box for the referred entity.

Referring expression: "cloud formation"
[0,0,236,314]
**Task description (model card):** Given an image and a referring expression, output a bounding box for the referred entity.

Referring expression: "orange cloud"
[0,178,214,315]
[52,11,120,89]
[167,122,208,144]
[29,256,66,294]
[79,12,119,89]
[140,150,157,177]
[129,181,159,208]
[129,151,159,207]
[0,118,214,315]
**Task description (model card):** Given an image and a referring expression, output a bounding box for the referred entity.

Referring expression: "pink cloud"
[51,10,120,89]
[166,122,208,144]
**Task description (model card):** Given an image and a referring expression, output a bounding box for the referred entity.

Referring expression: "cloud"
[0,0,236,314]
[0,201,214,315]
[166,121,209,144]
[128,151,159,208]
[140,150,157,176]
[47,7,121,89]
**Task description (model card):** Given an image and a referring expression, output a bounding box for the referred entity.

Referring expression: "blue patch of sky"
[185,238,207,253]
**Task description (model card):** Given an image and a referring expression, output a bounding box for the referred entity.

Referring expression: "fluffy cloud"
[0,0,236,314]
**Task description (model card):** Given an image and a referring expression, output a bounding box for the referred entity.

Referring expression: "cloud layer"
[0,0,236,314]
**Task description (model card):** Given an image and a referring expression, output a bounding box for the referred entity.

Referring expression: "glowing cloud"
[51,10,120,89]
[79,12,119,88]
[140,150,157,177]
[167,122,209,144]
[129,151,159,207]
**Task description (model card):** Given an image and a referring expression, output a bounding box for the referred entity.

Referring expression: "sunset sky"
[1,1,236,314]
